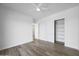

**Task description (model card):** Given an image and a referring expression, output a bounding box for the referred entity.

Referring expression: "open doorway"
[54,18,64,45]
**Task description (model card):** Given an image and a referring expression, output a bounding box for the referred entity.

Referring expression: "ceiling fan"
[32,3,48,11]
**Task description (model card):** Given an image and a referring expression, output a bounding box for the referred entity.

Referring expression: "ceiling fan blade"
[32,3,37,8]
[39,6,48,11]
[38,3,42,7]
[32,3,42,8]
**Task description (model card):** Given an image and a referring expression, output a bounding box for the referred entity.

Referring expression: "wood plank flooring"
[0,39,79,56]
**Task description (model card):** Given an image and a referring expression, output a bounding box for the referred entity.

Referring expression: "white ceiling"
[1,3,79,21]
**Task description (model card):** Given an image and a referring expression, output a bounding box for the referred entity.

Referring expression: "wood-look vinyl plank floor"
[0,39,79,56]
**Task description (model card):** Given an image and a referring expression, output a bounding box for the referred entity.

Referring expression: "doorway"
[54,18,64,45]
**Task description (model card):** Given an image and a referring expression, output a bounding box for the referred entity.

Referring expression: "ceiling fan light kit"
[36,7,40,11]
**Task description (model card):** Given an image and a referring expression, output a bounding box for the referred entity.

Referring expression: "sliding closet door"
[55,19,64,43]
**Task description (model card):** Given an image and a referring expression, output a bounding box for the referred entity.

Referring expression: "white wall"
[37,6,79,50]
[38,19,54,42]
[0,5,33,50]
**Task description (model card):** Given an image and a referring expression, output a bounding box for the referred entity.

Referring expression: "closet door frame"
[54,18,64,45]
